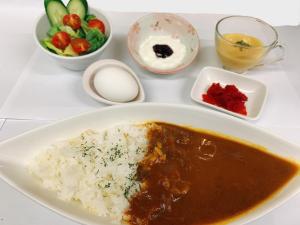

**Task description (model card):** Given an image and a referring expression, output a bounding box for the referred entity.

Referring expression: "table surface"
[0,3,300,225]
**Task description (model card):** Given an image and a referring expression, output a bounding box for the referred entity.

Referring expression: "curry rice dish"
[29,122,299,225]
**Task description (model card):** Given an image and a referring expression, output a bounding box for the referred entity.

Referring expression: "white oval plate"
[0,103,299,225]
[191,67,268,120]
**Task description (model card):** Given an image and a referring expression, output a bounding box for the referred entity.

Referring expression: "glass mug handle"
[258,43,285,66]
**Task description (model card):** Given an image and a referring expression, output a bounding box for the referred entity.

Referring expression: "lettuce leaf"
[42,39,64,55]
[47,25,60,37]
[86,28,107,53]
[59,25,79,38]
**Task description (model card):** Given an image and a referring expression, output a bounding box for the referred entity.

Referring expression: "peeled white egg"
[93,66,139,103]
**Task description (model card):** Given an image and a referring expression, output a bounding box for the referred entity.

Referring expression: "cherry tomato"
[51,31,71,50]
[63,14,81,30]
[71,38,90,54]
[88,19,105,33]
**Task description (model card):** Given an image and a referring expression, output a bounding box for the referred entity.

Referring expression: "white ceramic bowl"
[128,13,200,74]
[34,8,112,71]
[0,103,299,225]
[191,67,268,120]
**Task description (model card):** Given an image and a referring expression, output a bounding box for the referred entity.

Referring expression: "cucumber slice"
[44,0,68,26]
[67,0,88,19]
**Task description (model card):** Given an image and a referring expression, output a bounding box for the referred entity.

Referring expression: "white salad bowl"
[0,103,299,225]
[34,8,112,71]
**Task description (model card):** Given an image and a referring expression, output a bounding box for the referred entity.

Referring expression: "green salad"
[41,0,108,56]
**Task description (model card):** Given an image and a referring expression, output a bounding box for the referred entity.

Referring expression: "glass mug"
[215,16,284,73]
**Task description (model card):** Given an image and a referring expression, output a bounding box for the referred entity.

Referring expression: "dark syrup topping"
[152,44,174,58]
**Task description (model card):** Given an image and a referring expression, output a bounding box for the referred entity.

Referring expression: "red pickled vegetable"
[202,83,248,115]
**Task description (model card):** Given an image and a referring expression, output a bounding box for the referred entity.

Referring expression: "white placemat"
[0,12,299,129]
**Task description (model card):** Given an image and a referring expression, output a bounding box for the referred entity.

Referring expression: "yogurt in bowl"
[128,13,200,75]
[138,35,187,70]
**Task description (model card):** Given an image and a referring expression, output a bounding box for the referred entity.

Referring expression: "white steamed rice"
[28,124,149,223]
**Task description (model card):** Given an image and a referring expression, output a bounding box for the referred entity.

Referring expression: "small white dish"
[191,67,268,120]
[83,59,145,105]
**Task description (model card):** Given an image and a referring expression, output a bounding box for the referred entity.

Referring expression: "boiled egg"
[93,66,139,103]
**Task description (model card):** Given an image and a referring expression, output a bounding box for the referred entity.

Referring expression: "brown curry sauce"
[125,122,298,225]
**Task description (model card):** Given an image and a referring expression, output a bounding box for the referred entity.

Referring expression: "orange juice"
[216,33,265,72]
